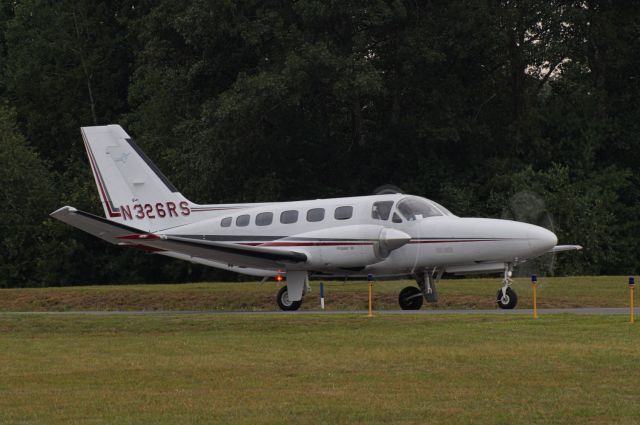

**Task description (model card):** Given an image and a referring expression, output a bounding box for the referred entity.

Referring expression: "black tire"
[496,287,518,309]
[399,286,424,310]
[277,286,302,311]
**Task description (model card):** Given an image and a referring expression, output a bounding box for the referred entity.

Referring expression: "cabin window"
[371,201,394,220]
[334,206,353,220]
[236,214,250,227]
[306,208,325,222]
[280,210,299,224]
[255,212,273,226]
[221,217,232,227]
[392,213,403,223]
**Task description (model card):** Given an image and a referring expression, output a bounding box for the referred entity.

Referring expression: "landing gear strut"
[398,268,442,310]
[496,263,518,309]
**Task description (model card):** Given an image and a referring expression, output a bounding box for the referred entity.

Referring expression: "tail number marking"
[120,201,190,220]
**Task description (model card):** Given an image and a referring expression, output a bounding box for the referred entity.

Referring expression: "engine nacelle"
[282,225,411,269]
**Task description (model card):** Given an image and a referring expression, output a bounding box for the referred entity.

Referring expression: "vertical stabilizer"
[81,125,194,232]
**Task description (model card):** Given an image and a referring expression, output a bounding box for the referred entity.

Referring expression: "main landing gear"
[496,263,518,309]
[277,286,302,311]
[399,268,443,310]
[276,271,310,311]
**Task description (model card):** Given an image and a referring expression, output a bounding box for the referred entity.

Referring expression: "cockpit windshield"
[430,200,455,216]
[397,197,443,221]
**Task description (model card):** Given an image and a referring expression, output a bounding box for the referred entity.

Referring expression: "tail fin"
[81,125,195,232]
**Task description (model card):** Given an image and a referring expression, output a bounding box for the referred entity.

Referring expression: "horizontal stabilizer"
[548,245,583,253]
[50,206,148,245]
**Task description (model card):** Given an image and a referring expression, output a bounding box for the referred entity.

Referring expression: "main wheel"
[399,286,424,310]
[277,286,302,311]
[496,287,518,309]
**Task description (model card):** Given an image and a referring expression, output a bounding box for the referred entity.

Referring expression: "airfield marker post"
[629,276,635,324]
[320,282,325,310]
[531,274,538,320]
[367,274,374,317]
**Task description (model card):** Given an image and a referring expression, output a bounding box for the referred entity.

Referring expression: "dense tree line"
[0,0,638,287]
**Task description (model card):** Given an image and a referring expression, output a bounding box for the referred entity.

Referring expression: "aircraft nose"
[527,225,558,254]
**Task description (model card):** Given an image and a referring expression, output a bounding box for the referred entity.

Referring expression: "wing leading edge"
[50,206,307,269]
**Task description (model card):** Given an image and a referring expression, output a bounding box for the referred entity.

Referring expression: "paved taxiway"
[1,307,638,316]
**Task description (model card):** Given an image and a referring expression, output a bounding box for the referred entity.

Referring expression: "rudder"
[81,125,194,232]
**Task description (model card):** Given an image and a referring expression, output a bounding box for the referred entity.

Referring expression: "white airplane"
[51,125,582,311]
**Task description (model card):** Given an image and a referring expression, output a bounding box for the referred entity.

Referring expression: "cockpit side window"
[371,201,394,220]
[392,213,403,223]
[397,197,442,221]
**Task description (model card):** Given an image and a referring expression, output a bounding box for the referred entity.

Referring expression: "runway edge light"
[367,274,374,318]
[320,282,325,310]
[531,274,538,320]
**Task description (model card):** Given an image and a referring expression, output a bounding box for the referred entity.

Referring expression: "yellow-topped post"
[531,274,538,320]
[367,274,374,317]
[629,276,635,324]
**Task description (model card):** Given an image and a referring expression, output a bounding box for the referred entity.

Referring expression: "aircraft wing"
[141,235,307,268]
[50,206,307,269]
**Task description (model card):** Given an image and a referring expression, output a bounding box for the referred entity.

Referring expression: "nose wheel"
[496,287,518,309]
[496,263,518,309]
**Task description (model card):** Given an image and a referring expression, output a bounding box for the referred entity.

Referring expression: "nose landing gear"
[496,263,518,309]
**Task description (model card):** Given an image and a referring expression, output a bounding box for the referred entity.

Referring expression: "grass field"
[0,313,638,424]
[0,276,633,312]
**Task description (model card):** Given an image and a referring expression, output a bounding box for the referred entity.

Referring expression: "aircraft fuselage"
[158,194,558,278]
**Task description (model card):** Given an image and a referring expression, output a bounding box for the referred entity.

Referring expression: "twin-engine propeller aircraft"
[52,125,582,311]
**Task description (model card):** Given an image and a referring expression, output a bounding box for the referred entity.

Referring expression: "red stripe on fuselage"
[258,242,374,247]
[409,239,502,244]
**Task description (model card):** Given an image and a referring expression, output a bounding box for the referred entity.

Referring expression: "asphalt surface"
[1,307,638,316]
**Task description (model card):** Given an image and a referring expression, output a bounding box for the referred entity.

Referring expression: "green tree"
[0,0,638,285]
[4,0,131,169]
[487,164,632,275]
[0,104,57,286]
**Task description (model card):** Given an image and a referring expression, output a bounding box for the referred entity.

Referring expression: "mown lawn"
[0,276,633,312]
[0,313,638,424]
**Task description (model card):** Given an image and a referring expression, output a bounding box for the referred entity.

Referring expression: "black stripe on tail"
[125,137,179,193]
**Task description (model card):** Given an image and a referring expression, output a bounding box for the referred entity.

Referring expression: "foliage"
[0,105,57,286]
[0,1,638,285]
